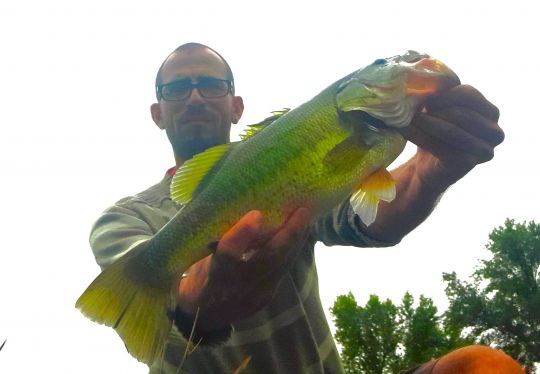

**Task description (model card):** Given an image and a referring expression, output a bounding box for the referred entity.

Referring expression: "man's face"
[151,48,243,162]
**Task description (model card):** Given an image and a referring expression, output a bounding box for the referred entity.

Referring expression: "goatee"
[172,136,227,161]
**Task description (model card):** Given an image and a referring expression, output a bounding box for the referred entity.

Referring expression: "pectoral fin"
[350,168,396,226]
[323,135,370,173]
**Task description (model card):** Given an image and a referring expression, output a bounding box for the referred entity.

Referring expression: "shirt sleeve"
[313,199,400,248]
[89,200,157,270]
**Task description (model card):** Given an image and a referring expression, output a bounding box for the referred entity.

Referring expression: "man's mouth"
[181,115,212,122]
[180,110,214,123]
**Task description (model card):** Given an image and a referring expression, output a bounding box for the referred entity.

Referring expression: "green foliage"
[443,219,540,372]
[399,293,452,369]
[332,219,539,373]
[332,293,400,373]
[331,292,460,373]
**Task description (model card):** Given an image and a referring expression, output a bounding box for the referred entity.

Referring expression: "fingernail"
[248,210,263,224]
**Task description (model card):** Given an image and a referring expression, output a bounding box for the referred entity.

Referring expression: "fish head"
[336,50,460,128]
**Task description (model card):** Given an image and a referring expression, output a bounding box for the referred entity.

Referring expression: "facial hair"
[167,130,228,162]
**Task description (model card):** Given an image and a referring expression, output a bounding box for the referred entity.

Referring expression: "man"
[90,43,504,373]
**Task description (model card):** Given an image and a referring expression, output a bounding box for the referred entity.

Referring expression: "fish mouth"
[406,58,461,94]
[336,52,461,129]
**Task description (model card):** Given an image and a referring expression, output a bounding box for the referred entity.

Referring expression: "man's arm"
[365,85,504,243]
[90,202,155,270]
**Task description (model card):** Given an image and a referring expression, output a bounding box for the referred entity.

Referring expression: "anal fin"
[350,168,396,226]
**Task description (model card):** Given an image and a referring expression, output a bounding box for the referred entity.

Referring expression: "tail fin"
[76,252,174,364]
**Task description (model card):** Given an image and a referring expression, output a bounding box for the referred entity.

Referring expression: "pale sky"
[1,1,538,372]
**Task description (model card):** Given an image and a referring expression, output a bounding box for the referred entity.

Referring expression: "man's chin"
[172,137,226,161]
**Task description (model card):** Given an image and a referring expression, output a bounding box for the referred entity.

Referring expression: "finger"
[268,207,311,256]
[425,84,500,122]
[176,255,212,312]
[183,256,212,285]
[403,112,495,163]
[217,210,264,255]
[399,122,457,162]
[434,106,504,146]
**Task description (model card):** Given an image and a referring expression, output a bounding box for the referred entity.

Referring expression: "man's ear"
[231,96,244,124]
[150,103,165,129]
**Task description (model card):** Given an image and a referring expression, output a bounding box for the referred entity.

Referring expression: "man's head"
[151,43,244,164]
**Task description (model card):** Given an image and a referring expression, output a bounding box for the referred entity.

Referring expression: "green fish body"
[76,51,459,364]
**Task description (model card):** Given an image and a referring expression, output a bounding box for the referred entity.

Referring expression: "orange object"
[411,345,525,373]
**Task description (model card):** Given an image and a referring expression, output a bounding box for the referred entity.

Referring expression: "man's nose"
[185,87,206,105]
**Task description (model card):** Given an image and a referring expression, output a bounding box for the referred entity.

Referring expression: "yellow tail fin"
[76,253,174,364]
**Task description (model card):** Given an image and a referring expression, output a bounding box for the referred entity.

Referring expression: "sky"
[0,0,538,372]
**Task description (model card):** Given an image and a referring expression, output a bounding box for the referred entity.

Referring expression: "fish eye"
[373,58,386,65]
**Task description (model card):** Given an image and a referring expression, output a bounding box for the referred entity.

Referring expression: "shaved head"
[155,43,235,99]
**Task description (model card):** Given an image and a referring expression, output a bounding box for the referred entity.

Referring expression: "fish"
[76,50,460,364]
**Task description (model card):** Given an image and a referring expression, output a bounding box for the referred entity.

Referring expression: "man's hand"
[399,84,504,193]
[367,85,504,242]
[176,208,311,332]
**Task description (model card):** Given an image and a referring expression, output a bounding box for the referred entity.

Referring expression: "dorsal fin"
[170,143,232,205]
[240,108,290,140]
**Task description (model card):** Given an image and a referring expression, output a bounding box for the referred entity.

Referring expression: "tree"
[443,219,540,372]
[332,293,400,373]
[331,292,461,373]
[398,292,456,369]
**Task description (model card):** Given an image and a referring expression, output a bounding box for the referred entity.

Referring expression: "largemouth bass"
[76,50,459,364]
